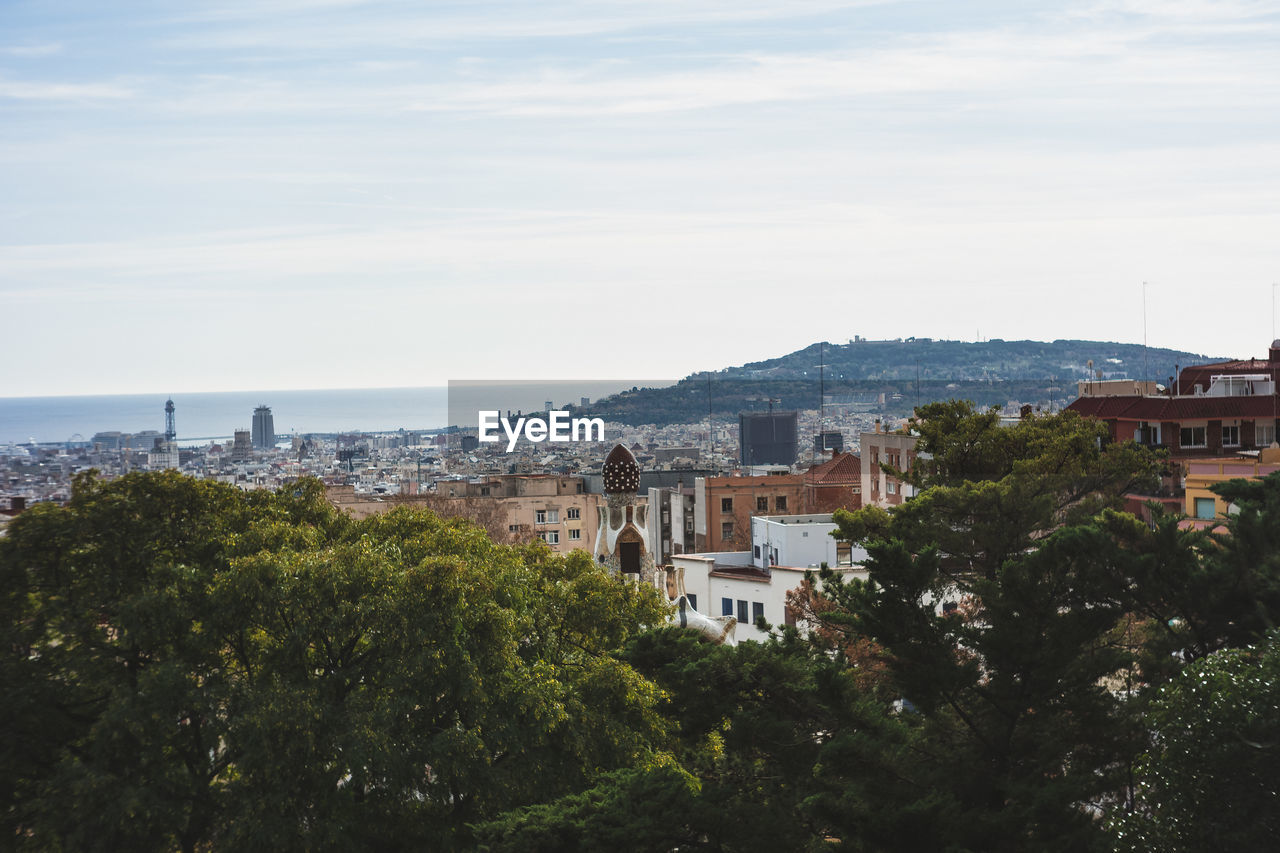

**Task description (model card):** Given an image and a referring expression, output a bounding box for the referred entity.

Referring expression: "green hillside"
[579,338,1221,426]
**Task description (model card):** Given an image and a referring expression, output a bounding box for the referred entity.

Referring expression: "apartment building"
[693,473,805,552]
[672,513,867,643]
[860,425,919,508]
[1067,340,1280,463]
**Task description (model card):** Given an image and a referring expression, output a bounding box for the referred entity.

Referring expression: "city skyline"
[4,1,1280,397]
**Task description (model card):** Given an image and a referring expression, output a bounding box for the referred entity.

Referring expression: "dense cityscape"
[6,0,1280,848]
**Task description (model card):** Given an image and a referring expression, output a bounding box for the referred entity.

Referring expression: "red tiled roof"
[1068,394,1280,421]
[804,451,861,485]
[1176,358,1279,391]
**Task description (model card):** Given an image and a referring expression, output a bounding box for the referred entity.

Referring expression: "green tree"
[1109,633,1280,852]
[2,472,669,851]
[480,627,883,852]
[813,403,1163,851]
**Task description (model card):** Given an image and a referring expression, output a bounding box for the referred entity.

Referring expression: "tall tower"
[164,399,176,443]
[594,444,655,583]
[251,405,275,450]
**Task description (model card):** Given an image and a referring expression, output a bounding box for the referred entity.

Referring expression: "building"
[651,446,701,464]
[252,405,275,450]
[1067,340,1280,463]
[693,472,805,552]
[1182,450,1280,527]
[327,474,602,556]
[646,483,696,563]
[671,513,867,643]
[738,411,798,466]
[813,430,844,455]
[595,444,656,582]
[147,436,179,470]
[802,450,862,514]
[860,425,919,508]
[230,429,253,463]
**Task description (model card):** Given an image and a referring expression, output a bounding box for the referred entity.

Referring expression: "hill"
[578,338,1220,427]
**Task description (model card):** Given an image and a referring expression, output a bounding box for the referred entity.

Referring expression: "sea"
[0,380,666,447]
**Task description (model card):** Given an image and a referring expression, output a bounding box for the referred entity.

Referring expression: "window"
[1180,426,1207,447]
[568,528,581,540]
[722,597,734,617]
[887,481,897,495]
[1259,424,1277,446]
[480,486,491,496]
[567,507,580,520]
[837,541,853,567]
[721,497,733,512]
[541,531,560,545]
[753,545,761,558]
[1223,425,1240,447]
[508,524,520,532]
[775,495,787,511]
[535,510,546,524]
[757,496,768,512]
[686,593,697,611]
[546,509,559,523]
[721,521,734,541]
[1194,497,1216,520]
[752,602,764,624]
[737,600,749,623]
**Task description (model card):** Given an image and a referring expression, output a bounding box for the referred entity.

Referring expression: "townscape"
[7,0,1280,847]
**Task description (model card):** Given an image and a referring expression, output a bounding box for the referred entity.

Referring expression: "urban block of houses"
[1067,340,1280,461]
[672,513,868,644]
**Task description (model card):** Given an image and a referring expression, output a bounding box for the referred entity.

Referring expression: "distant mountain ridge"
[580,338,1226,427]
[729,338,1215,383]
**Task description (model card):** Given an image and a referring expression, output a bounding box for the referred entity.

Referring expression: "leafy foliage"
[1110,634,1280,853]
[1,472,667,851]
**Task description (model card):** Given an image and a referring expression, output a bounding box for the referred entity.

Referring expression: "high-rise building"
[231,429,253,462]
[738,411,798,466]
[252,405,275,450]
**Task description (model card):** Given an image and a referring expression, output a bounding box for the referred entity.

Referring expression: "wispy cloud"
[0,42,63,57]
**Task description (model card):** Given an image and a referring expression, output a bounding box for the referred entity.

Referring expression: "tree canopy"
[1,472,667,851]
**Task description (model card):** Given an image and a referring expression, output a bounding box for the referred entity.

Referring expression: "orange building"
[694,473,804,551]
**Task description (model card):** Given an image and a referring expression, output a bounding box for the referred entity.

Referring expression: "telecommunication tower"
[164,399,176,442]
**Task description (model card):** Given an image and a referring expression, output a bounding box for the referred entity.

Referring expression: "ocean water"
[0,380,668,446]
[0,388,449,446]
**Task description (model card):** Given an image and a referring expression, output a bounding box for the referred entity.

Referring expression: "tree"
[479,627,883,852]
[1,472,669,850]
[1109,633,1280,852]
[812,403,1164,851]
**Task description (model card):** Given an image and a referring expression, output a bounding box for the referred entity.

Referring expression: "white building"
[671,513,867,643]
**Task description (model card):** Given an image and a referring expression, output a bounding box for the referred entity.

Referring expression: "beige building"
[1182,449,1280,528]
[327,474,601,556]
[860,425,919,508]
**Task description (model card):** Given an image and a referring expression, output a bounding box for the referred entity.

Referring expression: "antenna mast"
[1142,281,1149,388]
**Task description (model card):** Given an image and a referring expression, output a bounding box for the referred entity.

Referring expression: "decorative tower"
[594,444,655,583]
[164,399,176,443]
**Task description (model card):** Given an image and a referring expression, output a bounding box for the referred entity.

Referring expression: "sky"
[3,0,1280,397]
